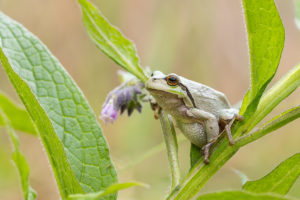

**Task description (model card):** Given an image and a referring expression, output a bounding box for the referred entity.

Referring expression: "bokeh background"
[0,0,300,199]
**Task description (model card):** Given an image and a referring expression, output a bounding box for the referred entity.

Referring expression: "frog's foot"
[220,113,244,146]
[224,119,235,146]
[150,102,161,119]
[154,106,161,119]
[202,142,214,164]
[235,114,244,122]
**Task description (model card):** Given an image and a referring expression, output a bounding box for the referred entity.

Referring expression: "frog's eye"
[166,75,179,86]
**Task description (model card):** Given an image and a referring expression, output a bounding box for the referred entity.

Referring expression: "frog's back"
[181,77,231,115]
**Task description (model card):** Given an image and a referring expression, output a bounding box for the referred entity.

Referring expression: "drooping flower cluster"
[100,81,145,124]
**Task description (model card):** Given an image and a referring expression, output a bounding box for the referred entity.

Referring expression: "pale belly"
[175,119,207,148]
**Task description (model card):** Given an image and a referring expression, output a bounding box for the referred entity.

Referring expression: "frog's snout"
[145,77,160,90]
[146,76,158,86]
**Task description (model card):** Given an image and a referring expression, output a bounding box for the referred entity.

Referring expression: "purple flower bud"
[100,81,145,124]
[100,99,119,124]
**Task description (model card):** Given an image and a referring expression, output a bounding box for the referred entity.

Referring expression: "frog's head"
[145,71,185,97]
[146,71,196,108]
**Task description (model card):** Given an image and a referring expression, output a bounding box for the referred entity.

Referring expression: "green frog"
[146,71,243,163]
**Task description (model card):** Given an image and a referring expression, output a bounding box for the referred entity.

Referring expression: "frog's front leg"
[186,108,220,164]
[150,102,161,120]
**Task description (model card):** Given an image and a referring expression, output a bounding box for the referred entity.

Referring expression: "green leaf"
[243,153,300,195]
[0,12,117,198]
[0,108,36,200]
[295,0,300,29]
[77,0,148,83]
[0,91,37,135]
[68,182,148,200]
[197,191,294,200]
[240,0,285,118]
[246,63,300,131]
[190,143,202,170]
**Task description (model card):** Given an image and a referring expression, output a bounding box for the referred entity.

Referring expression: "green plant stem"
[159,110,180,193]
[295,0,300,29]
[168,136,239,200]
[236,105,300,147]
[0,108,36,200]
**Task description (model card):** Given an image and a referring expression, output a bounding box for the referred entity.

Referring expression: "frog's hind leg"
[191,108,244,164]
[202,117,238,164]
[186,108,220,164]
[219,110,244,146]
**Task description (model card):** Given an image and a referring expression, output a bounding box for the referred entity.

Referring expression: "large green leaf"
[0,108,36,200]
[295,0,300,29]
[240,0,285,119]
[197,191,293,200]
[0,91,37,135]
[0,12,117,198]
[243,153,300,195]
[78,0,148,83]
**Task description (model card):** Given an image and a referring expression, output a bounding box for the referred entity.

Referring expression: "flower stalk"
[158,110,181,194]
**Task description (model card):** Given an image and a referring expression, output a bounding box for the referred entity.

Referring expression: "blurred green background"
[0,0,300,199]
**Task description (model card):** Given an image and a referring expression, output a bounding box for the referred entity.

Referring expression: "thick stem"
[159,110,181,192]
[236,105,300,147]
[167,134,240,200]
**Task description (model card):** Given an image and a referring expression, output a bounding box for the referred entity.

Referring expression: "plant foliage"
[0,0,300,199]
[0,91,36,135]
[0,109,36,200]
[243,153,300,195]
[0,11,117,199]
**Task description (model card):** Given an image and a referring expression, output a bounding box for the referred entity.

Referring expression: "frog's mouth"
[146,87,180,98]
[147,87,174,95]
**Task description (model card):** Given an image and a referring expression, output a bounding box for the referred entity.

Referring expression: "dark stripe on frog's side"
[178,83,197,108]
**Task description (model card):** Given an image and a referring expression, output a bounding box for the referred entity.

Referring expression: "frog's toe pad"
[236,114,244,121]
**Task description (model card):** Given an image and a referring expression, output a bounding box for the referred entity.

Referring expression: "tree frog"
[146,71,243,163]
